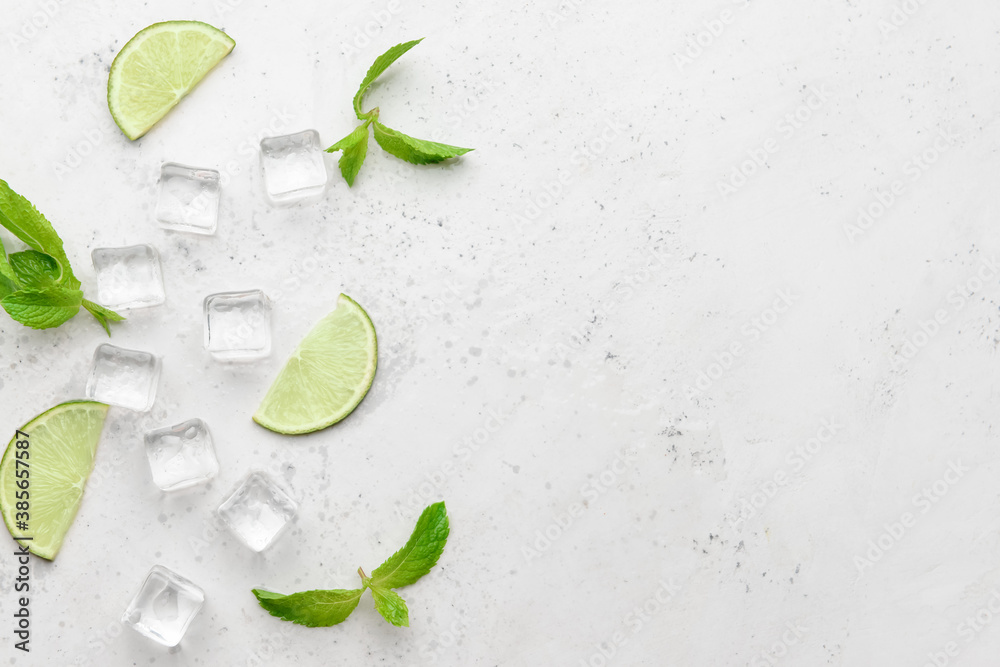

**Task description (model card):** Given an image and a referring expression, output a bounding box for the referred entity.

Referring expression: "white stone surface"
[1,0,1000,665]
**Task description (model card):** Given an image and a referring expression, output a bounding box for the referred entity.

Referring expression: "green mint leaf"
[8,250,61,288]
[82,299,126,336]
[252,588,364,627]
[370,502,449,589]
[0,179,80,290]
[370,586,410,627]
[0,274,16,300]
[1,287,82,329]
[326,124,370,187]
[372,122,473,165]
[0,234,18,287]
[352,38,423,118]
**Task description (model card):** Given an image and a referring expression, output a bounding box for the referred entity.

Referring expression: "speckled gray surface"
[2,0,1000,665]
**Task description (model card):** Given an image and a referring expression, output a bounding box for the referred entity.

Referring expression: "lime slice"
[107,20,236,140]
[254,294,378,435]
[0,401,109,560]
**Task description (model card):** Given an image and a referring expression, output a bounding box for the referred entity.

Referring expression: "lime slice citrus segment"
[0,401,109,560]
[254,294,378,435]
[107,20,236,140]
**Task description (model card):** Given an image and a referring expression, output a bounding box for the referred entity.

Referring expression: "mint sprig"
[326,40,474,186]
[253,502,450,628]
[0,179,124,333]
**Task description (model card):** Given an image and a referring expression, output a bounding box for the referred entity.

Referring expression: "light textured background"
[2,0,1000,665]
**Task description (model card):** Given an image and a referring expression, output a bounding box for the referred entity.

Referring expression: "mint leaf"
[330,40,474,185]
[1,287,82,329]
[371,501,449,589]
[370,586,410,627]
[9,250,61,288]
[252,588,364,627]
[0,274,16,300]
[326,124,370,187]
[0,179,80,290]
[252,502,449,629]
[352,38,423,118]
[373,122,473,165]
[0,234,18,286]
[83,299,126,336]
[0,180,119,333]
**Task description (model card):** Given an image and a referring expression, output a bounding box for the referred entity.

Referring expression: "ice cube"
[91,244,165,310]
[217,471,298,552]
[259,129,328,205]
[144,419,220,491]
[203,290,271,361]
[155,162,221,234]
[122,565,205,647]
[85,343,161,412]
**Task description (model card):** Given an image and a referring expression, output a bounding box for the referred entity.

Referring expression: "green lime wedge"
[0,401,109,560]
[254,294,378,435]
[107,20,235,140]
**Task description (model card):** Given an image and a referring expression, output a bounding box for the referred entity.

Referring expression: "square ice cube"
[91,245,165,310]
[218,471,298,552]
[155,162,221,234]
[204,290,271,361]
[85,343,161,412]
[122,565,205,647]
[144,419,220,491]
[259,129,328,205]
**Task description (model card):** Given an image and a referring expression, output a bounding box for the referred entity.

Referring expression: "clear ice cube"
[122,565,205,647]
[259,129,328,205]
[155,162,221,234]
[218,471,298,552]
[203,290,271,361]
[85,343,161,412]
[91,245,165,310]
[144,419,220,491]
